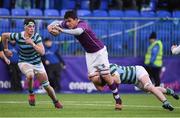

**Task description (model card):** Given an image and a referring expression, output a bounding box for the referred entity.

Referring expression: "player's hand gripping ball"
[49,25,61,36]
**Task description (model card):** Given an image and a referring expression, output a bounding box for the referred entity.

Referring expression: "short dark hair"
[24,18,36,26]
[149,32,157,39]
[44,37,51,42]
[64,10,78,19]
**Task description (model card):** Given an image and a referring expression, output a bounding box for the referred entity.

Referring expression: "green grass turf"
[0,93,179,117]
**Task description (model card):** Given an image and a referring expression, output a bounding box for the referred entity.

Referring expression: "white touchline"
[0,100,180,109]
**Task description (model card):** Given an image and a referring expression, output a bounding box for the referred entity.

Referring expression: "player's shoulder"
[78,20,88,27]
[11,32,23,39]
[79,20,87,24]
[34,32,40,36]
[34,32,42,38]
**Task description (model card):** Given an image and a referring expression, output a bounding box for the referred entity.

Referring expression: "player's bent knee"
[88,72,99,82]
[100,73,110,79]
[95,64,110,78]
[99,69,110,78]
[144,82,154,91]
[90,76,100,85]
[26,72,34,79]
[96,85,104,91]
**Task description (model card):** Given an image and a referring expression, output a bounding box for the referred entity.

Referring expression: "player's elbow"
[38,47,45,56]
[40,50,45,56]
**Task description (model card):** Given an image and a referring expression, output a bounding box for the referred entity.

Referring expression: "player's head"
[24,18,36,35]
[44,37,52,47]
[149,32,156,43]
[64,10,78,29]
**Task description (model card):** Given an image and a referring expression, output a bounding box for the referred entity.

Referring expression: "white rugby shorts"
[85,46,110,76]
[18,62,46,76]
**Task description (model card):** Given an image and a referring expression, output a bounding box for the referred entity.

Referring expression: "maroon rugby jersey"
[61,20,104,53]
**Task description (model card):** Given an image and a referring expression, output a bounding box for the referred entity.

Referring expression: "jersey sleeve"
[34,33,43,45]
[77,21,87,31]
[49,20,67,28]
[10,33,19,41]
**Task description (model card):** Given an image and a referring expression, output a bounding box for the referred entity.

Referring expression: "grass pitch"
[0,93,180,117]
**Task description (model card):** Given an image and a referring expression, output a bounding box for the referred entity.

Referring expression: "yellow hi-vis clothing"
[145,40,163,67]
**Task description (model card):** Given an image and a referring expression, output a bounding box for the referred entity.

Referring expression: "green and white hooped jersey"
[110,64,137,84]
[10,32,42,65]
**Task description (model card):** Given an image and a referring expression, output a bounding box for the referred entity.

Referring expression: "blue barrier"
[0,17,180,57]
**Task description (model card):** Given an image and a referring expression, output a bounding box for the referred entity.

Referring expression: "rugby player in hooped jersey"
[1,18,63,109]
[94,63,179,111]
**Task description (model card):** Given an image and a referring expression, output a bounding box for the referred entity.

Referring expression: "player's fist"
[4,58,10,65]
[171,45,177,54]
[4,49,13,57]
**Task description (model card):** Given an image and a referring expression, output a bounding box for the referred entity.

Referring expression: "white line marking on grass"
[0,100,180,109]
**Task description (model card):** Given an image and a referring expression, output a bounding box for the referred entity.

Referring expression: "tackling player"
[94,64,179,111]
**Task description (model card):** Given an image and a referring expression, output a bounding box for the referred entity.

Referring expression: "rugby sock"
[163,100,171,106]
[166,88,174,95]
[163,100,168,104]
[166,88,179,100]
[109,82,122,104]
[29,89,34,94]
[53,100,59,104]
[116,83,119,89]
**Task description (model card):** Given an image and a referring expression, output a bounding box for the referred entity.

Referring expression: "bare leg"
[156,87,179,100]
[25,71,35,106]
[36,72,63,109]
[140,75,174,111]
[140,75,167,102]
[36,73,58,102]
[27,75,34,93]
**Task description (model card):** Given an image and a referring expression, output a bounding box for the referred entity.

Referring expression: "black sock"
[29,90,34,94]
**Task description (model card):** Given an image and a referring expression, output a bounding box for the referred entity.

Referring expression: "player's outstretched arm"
[0,51,10,65]
[1,33,13,57]
[59,28,84,35]
[2,33,10,50]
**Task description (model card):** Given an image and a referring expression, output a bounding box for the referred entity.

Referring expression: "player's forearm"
[0,51,4,59]
[0,51,9,64]
[2,33,10,49]
[32,43,45,55]
[61,28,84,35]
[172,45,180,55]
[49,20,62,26]
[48,20,62,30]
